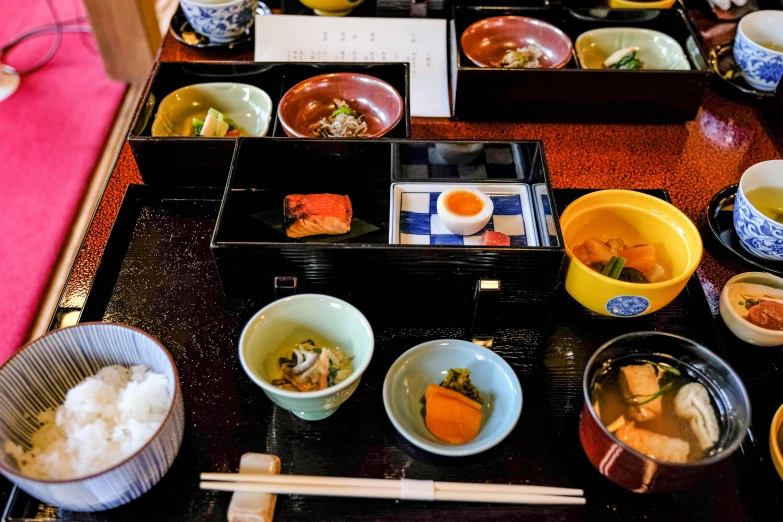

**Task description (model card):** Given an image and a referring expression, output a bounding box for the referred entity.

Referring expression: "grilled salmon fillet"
[283,194,352,238]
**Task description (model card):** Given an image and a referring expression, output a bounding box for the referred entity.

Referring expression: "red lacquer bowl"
[580,332,751,493]
[460,15,573,69]
[277,73,404,138]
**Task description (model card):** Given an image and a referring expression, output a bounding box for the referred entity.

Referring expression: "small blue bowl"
[180,0,258,43]
[383,339,522,457]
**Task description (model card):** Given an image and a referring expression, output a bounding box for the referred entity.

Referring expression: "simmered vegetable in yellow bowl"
[560,190,702,317]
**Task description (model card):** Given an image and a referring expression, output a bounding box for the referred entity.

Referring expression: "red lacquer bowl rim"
[277,72,404,138]
[582,331,751,469]
[460,15,574,69]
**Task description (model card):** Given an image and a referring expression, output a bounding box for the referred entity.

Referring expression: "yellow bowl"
[609,0,676,7]
[298,0,364,16]
[560,190,702,317]
[771,404,783,482]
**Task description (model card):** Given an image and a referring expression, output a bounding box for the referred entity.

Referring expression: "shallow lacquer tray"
[2,186,782,521]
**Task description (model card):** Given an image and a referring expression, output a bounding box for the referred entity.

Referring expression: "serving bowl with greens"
[151,82,272,137]
[383,339,522,457]
[575,28,691,70]
[239,294,374,421]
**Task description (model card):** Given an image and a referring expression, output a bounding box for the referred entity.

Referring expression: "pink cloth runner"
[0,0,125,362]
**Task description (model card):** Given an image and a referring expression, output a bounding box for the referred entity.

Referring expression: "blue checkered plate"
[390,183,539,246]
[533,183,559,247]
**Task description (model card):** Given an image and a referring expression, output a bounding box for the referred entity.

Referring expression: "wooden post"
[81,0,163,84]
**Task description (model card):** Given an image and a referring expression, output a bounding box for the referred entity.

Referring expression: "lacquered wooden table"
[18,23,782,520]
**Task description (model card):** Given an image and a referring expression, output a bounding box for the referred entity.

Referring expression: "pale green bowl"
[575,27,691,70]
[151,82,272,137]
[239,294,374,421]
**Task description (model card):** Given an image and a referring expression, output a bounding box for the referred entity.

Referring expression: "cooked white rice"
[5,365,171,480]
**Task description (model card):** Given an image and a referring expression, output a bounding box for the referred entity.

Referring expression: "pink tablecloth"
[0,0,125,362]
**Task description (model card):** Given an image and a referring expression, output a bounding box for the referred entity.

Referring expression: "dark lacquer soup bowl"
[579,332,750,493]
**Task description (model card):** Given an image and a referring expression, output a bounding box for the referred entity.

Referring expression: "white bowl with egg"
[436,187,494,236]
[720,271,783,346]
[0,323,184,511]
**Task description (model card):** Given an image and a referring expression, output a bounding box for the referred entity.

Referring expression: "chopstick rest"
[228,453,281,522]
[400,478,435,501]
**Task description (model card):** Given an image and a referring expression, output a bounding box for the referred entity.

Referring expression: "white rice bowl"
[5,365,171,480]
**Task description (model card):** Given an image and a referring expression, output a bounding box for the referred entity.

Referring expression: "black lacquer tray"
[127,62,412,187]
[2,186,782,521]
[450,6,712,123]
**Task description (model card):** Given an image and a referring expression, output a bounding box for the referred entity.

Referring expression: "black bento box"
[210,138,564,317]
[450,6,712,122]
[127,62,411,187]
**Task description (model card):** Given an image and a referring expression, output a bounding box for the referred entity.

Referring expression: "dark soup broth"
[591,356,724,463]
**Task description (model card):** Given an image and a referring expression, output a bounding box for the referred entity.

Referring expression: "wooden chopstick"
[200,482,585,505]
[200,472,583,497]
[199,475,586,505]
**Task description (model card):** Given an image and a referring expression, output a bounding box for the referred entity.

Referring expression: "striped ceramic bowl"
[0,323,185,511]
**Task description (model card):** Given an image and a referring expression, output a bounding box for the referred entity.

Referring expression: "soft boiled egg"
[436,188,494,236]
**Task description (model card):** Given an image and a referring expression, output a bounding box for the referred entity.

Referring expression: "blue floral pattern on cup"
[734,186,783,261]
[734,30,783,92]
[180,0,257,43]
[606,296,650,317]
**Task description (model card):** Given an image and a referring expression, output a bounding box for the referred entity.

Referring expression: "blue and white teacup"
[734,160,783,261]
[180,0,258,43]
[734,11,783,92]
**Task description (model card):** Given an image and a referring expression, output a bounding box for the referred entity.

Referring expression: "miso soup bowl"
[560,190,702,317]
[733,160,783,261]
[0,323,184,511]
[239,294,374,421]
[580,332,751,493]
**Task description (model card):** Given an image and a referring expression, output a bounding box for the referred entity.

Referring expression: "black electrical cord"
[0,0,93,77]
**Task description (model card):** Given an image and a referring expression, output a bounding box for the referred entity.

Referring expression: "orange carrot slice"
[425,393,483,444]
[425,384,482,410]
[621,245,656,273]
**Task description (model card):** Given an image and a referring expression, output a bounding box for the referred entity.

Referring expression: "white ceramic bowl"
[436,187,494,236]
[0,323,184,512]
[383,339,523,457]
[720,272,783,346]
[575,27,691,70]
[152,82,272,137]
[179,0,257,42]
[733,159,783,261]
[239,294,374,421]
[734,10,783,92]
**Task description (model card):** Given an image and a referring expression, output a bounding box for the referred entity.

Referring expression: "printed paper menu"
[254,15,450,118]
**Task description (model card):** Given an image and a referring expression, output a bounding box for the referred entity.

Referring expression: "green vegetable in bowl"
[332,105,355,117]
[192,118,204,136]
[191,108,244,137]
[603,46,644,70]
[609,52,643,70]
[440,368,483,405]
[600,256,627,279]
